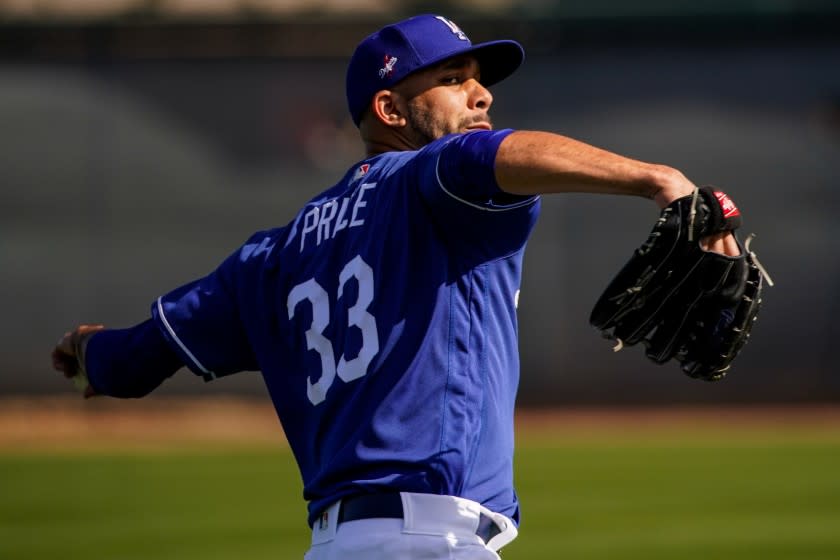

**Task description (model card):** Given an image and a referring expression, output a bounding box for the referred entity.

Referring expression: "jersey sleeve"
[150,233,268,381]
[421,129,533,208]
[411,129,540,257]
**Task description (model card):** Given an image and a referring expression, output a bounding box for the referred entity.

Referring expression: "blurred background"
[1,0,839,405]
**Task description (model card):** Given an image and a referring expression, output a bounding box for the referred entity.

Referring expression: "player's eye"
[441,75,462,85]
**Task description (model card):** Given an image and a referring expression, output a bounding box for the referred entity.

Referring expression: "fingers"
[72,324,106,339]
[701,232,740,257]
[51,323,105,384]
[52,331,78,377]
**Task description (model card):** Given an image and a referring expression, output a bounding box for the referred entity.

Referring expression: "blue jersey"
[151,129,540,527]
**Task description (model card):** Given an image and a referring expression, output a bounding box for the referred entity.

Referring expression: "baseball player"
[52,14,737,559]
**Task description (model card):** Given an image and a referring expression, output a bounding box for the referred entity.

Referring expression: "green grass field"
[1,418,839,559]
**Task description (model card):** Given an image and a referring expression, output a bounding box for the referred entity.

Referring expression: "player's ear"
[371,90,407,128]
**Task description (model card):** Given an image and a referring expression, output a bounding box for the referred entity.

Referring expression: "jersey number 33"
[286,254,380,405]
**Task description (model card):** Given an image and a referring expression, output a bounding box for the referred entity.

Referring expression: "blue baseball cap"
[346,14,525,126]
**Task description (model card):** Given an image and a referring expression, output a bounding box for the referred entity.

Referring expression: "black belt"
[336,493,502,545]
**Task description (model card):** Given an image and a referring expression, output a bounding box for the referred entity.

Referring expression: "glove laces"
[744,233,775,287]
[687,187,700,242]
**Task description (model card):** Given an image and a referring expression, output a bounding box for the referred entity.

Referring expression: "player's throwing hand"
[52,324,104,398]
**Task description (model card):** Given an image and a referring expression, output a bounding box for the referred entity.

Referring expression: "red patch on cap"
[713,190,741,218]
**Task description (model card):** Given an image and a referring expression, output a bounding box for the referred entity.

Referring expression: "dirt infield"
[0,395,285,450]
[2,395,839,450]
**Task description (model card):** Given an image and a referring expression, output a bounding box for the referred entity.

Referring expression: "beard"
[404,101,492,147]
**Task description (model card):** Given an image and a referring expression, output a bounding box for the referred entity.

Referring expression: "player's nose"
[468,79,493,111]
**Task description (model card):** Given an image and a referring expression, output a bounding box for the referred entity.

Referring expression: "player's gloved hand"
[589,186,774,381]
[52,324,104,398]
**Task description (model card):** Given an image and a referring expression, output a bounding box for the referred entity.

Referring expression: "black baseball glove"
[589,186,773,381]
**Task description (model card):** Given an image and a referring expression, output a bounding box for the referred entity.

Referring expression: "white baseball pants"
[304,492,518,559]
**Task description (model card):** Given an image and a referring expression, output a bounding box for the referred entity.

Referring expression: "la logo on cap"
[435,16,468,40]
[379,55,398,79]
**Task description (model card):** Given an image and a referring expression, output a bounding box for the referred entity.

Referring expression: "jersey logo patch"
[352,163,370,183]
